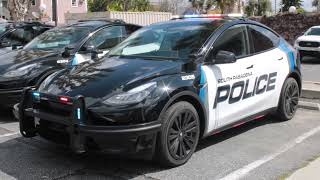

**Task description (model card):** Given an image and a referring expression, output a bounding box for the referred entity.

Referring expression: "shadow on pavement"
[0,115,282,179]
[0,109,15,123]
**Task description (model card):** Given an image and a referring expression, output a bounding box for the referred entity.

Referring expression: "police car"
[19,14,301,167]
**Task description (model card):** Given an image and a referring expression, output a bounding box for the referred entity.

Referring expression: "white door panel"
[214,57,257,128]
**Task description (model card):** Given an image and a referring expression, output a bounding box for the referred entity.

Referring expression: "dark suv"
[0,21,52,54]
[0,19,141,108]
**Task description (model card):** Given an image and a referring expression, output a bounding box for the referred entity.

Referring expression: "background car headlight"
[103,82,157,105]
[3,64,38,78]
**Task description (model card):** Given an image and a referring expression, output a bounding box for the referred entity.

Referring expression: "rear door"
[247,24,289,113]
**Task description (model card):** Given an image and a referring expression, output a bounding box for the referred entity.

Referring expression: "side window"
[2,28,34,45]
[248,25,279,53]
[83,26,125,50]
[208,25,249,60]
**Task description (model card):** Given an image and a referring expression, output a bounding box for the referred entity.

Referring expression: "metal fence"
[65,11,173,26]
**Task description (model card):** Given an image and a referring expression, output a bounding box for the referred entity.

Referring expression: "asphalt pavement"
[0,106,320,180]
[301,56,320,82]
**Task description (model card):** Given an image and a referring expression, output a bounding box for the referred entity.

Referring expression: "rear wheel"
[155,101,200,167]
[275,77,299,121]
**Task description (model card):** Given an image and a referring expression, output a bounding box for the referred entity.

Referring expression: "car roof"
[2,21,53,29]
[69,19,139,31]
[310,26,320,29]
[149,17,231,28]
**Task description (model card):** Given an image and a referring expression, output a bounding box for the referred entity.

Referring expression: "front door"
[203,24,258,132]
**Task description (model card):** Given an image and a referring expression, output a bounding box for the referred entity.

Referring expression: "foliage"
[88,0,150,12]
[245,0,271,16]
[281,0,303,12]
[88,0,109,12]
[107,0,150,11]
[296,7,304,13]
[312,0,319,10]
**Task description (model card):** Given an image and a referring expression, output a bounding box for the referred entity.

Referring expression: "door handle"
[246,65,254,69]
[278,57,284,61]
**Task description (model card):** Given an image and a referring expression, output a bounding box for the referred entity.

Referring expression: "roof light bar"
[171,13,244,19]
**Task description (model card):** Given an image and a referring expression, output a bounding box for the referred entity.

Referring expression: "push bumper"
[19,89,161,158]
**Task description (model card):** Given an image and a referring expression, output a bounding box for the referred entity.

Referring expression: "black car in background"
[0,21,52,54]
[0,19,141,108]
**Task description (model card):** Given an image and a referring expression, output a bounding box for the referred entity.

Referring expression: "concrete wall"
[252,13,320,44]
[65,11,172,26]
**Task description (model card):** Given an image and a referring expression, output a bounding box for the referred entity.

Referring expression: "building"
[27,0,88,25]
[0,0,87,24]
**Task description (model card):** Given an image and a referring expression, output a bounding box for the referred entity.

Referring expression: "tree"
[107,0,150,11]
[312,0,320,11]
[88,0,109,12]
[281,0,303,12]
[245,0,271,16]
[8,0,31,21]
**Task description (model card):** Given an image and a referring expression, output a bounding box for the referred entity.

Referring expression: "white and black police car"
[19,14,301,167]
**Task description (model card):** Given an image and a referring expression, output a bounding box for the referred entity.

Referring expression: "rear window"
[248,25,279,53]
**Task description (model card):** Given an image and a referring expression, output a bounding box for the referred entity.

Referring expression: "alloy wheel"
[167,110,199,160]
[284,82,299,116]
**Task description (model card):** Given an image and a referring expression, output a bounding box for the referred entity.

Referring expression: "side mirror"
[62,45,75,58]
[80,45,103,59]
[12,44,23,50]
[214,50,236,64]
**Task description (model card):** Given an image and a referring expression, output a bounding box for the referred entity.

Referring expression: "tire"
[275,77,299,121]
[155,101,200,167]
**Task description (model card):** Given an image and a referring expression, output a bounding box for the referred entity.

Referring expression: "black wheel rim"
[167,110,199,160]
[285,82,299,116]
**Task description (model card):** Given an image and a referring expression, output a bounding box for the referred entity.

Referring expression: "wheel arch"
[287,71,302,94]
[158,91,208,138]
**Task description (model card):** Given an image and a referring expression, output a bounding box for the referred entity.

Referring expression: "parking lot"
[0,106,319,180]
[301,57,320,82]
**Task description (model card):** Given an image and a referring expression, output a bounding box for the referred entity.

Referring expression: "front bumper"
[299,50,320,57]
[19,89,161,158]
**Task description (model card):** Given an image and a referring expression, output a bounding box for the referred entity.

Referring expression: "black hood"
[0,47,14,56]
[40,57,183,99]
[0,48,62,75]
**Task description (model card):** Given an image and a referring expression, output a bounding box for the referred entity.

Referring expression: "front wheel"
[275,77,299,121]
[155,101,200,167]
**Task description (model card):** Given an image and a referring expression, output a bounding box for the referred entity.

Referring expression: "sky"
[271,0,315,12]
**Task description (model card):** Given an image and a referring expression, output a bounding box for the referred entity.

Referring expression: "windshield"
[24,26,90,50]
[108,20,222,60]
[305,28,320,36]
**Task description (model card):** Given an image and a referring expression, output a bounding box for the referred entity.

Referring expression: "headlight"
[3,64,38,78]
[103,82,157,105]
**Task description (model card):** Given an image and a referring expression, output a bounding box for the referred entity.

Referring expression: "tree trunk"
[7,0,31,21]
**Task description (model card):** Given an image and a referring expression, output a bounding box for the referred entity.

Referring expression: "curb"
[301,89,320,99]
[298,101,320,111]
[301,81,320,99]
